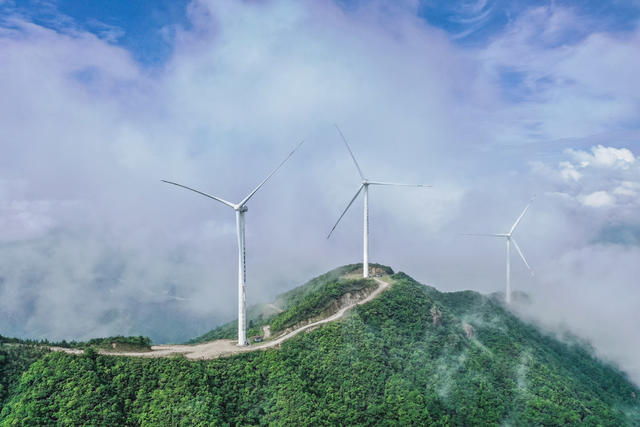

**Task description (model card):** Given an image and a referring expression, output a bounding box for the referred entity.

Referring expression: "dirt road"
[52,277,391,360]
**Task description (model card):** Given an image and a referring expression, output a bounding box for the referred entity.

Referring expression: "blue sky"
[4,0,640,65]
[1,0,640,383]
[0,0,191,65]
[421,0,640,44]
[3,0,639,133]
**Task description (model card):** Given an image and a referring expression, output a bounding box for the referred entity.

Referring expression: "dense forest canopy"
[1,266,638,425]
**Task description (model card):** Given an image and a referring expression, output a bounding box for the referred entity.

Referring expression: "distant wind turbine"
[163,140,304,346]
[327,125,430,278]
[463,196,535,304]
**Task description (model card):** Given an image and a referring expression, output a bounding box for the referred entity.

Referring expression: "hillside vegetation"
[0,335,151,351]
[0,335,151,410]
[189,263,391,343]
[1,267,639,425]
[0,345,49,410]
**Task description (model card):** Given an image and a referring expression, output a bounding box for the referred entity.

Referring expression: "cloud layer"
[0,0,639,382]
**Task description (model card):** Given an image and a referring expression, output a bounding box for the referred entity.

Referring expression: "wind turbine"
[463,196,535,304]
[163,140,304,346]
[327,125,430,278]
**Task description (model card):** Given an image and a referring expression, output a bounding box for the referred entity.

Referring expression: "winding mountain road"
[53,277,391,360]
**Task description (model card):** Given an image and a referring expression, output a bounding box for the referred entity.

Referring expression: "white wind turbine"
[463,196,535,304]
[327,125,430,278]
[163,140,304,346]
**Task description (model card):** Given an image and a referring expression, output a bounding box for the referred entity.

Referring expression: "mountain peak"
[1,265,638,425]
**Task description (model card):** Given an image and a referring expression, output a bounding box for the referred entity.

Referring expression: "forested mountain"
[1,266,639,425]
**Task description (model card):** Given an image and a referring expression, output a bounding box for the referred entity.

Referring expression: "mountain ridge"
[189,263,393,344]
[1,265,638,425]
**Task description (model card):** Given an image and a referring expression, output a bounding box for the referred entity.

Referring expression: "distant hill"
[1,266,638,425]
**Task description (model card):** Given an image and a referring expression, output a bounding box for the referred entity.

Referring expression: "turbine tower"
[163,140,304,346]
[463,196,535,304]
[327,125,429,278]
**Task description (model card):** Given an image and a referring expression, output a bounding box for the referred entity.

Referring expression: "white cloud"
[569,145,636,170]
[580,190,615,207]
[1,0,640,384]
[613,181,640,197]
[477,6,640,144]
[0,0,472,343]
[559,161,582,182]
[516,243,640,385]
[533,144,639,214]
[0,180,81,242]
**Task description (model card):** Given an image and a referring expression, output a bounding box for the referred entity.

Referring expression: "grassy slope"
[1,269,638,425]
[189,263,392,342]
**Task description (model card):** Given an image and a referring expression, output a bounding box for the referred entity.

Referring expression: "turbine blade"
[327,185,364,239]
[367,181,431,187]
[460,233,507,237]
[335,124,365,181]
[511,238,534,275]
[239,140,305,207]
[509,195,536,234]
[161,180,236,209]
